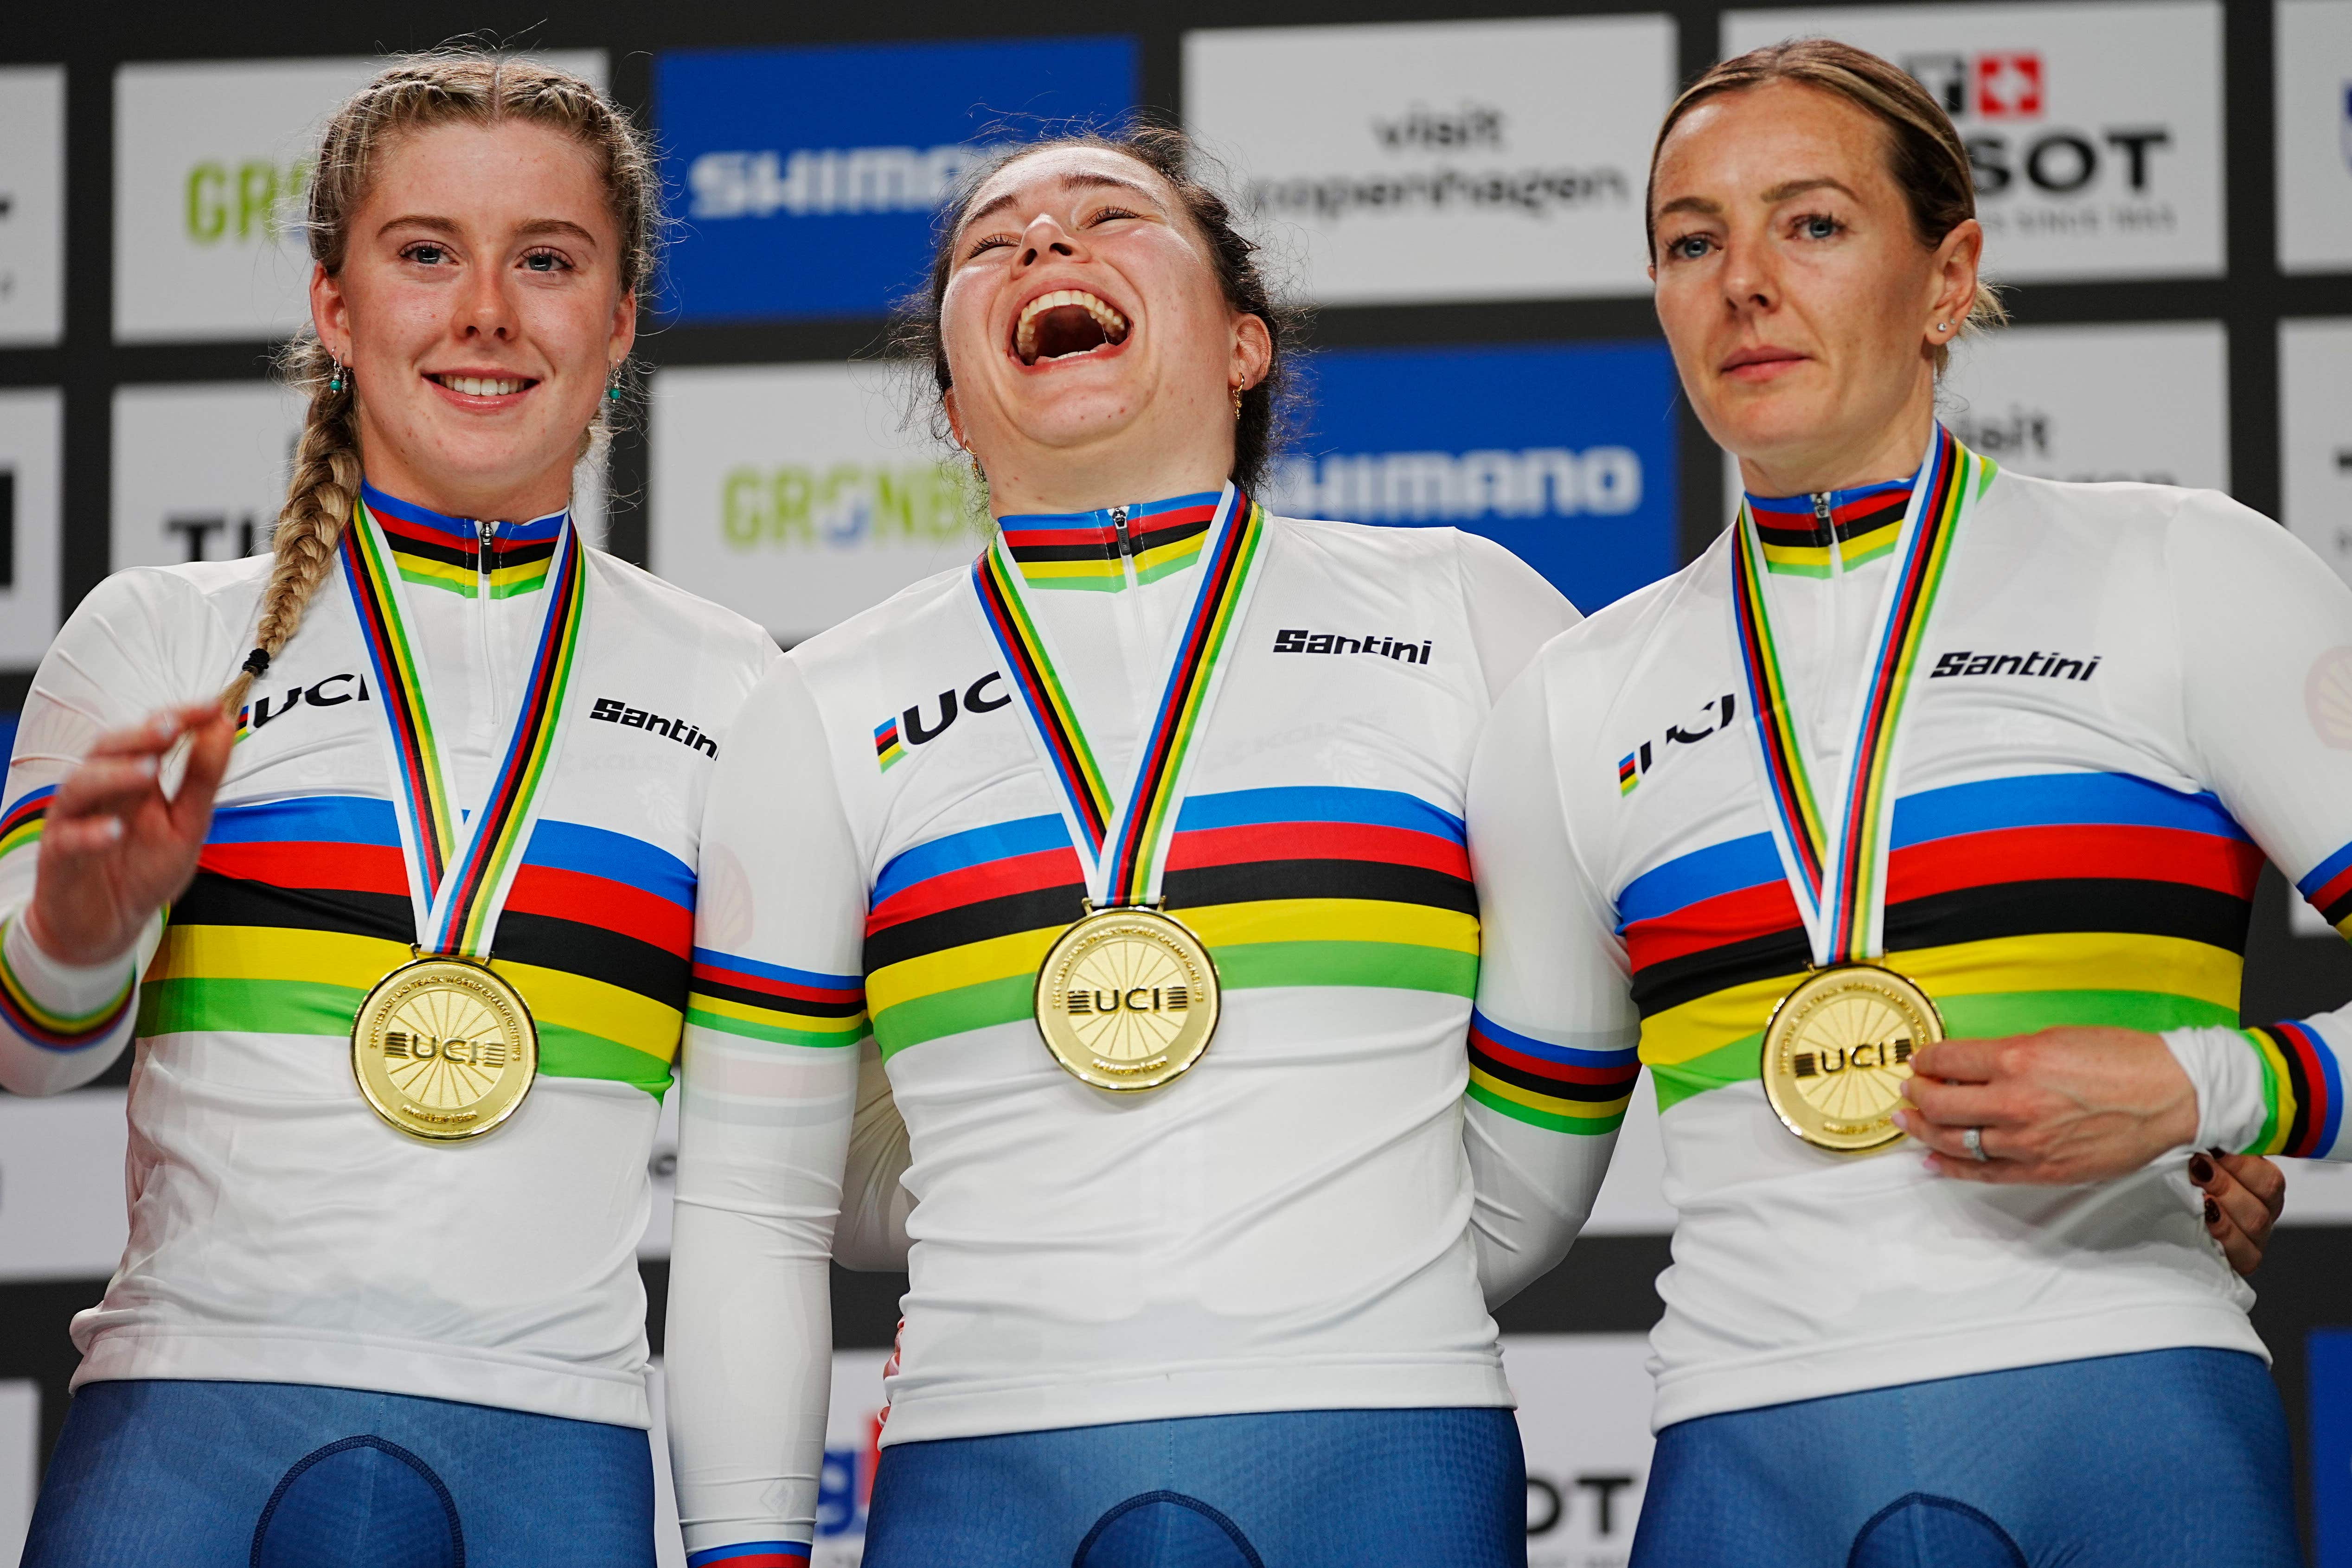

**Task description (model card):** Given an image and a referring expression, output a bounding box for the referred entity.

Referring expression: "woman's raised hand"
[23,703,236,967]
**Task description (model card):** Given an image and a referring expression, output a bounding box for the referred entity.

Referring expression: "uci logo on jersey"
[876,671,1011,772]
[236,672,370,741]
[1616,692,1736,797]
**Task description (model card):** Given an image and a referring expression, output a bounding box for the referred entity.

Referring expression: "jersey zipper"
[1110,506,1137,589]
[1813,491,1841,578]
[476,520,498,816]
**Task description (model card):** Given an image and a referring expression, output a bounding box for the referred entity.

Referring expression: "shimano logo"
[688,145,1002,219]
[590,698,718,758]
[1272,629,1432,664]
[1264,447,1641,524]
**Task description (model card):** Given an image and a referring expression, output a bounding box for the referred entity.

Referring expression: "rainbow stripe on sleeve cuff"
[0,786,54,858]
[686,1543,810,1567]
[2297,840,2352,934]
[2243,1021,2346,1159]
[1467,1008,1640,1134]
[0,917,135,1051]
[687,949,869,1049]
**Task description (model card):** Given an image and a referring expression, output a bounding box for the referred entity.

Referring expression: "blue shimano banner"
[2318,1330,2352,1568]
[1263,340,1680,613]
[656,38,1139,322]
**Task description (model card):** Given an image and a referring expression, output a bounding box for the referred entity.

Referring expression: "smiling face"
[939,146,1271,515]
[1649,80,1980,496]
[311,119,634,522]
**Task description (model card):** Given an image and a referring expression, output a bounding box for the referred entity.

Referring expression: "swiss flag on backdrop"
[1974,51,2044,118]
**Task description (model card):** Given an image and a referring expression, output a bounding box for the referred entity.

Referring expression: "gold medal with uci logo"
[1729,429,1987,1153]
[352,957,538,1139]
[1761,963,1942,1153]
[340,495,587,1141]
[973,489,1267,1093]
[1035,906,1220,1091]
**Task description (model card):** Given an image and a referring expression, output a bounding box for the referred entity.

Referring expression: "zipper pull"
[1109,506,1130,556]
[477,521,495,575]
[1813,493,1839,576]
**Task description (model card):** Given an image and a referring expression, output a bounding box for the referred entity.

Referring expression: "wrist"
[2160,1025,2271,1154]
[1,914,138,1041]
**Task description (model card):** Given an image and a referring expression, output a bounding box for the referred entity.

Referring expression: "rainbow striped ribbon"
[973,485,1269,909]
[1730,425,1987,966]
[341,494,590,960]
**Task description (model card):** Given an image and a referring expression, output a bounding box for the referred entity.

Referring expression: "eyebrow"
[375,214,601,246]
[958,171,1161,237]
[1653,176,1863,224]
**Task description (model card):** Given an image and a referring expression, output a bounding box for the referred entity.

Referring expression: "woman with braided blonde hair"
[5,53,779,1566]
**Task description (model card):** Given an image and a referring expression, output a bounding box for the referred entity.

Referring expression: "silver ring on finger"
[1962,1126,1990,1162]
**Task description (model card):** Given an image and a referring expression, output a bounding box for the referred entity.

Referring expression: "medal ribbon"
[341,495,589,960]
[974,485,1268,908]
[1730,425,1983,966]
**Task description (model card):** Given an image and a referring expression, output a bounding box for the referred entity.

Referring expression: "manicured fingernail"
[134,756,158,777]
[2205,1198,2221,1224]
[2208,1146,2227,1159]
[152,716,180,738]
[2189,1152,2214,1183]
[99,817,124,842]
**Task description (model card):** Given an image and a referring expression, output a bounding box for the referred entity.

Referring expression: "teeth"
[1013,290,1129,361]
[437,375,525,397]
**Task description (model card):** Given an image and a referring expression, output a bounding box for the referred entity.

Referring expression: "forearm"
[833,1041,912,1272]
[1466,1090,1621,1308]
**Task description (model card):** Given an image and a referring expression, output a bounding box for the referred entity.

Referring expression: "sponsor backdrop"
[4,2,2352,1562]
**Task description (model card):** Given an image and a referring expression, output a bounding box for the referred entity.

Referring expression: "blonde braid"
[219,342,362,713]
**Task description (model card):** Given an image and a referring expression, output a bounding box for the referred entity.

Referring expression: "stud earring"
[1935,322,1951,334]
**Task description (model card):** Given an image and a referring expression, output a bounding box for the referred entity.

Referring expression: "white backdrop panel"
[650,364,982,645]
[114,53,605,344]
[112,382,304,573]
[1183,16,1674,305]
[1724,3,2224,282]
[0,389,62,667]
[2275,0,2352,274]
[0,68,65,348]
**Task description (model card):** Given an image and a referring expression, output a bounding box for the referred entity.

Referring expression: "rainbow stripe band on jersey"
[1744,476,1911,577]
[1732,425,1985,967]
[2243,1021,2345,1159]
[138,797,693,1094]
[2295,839,2352,933]
[1618,771,2263,1112]
[974,486,1269,910]
[996,492,1220,591]
[685,1542,810,1567]
[0,916,135,1050]
[360,481,563,599]
[1468,1008,1640,1135]
[686,949,869,1050]
[343,495,588,960]
[0,786,52,859]
[861,787,1479,1057]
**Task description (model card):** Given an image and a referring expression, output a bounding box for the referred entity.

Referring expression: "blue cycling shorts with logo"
[1630,1348,2302,1568]
[21,1377,656,1568]
[860,1406,1525,1568]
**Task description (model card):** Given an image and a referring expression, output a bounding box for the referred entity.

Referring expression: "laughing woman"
[663,127,1584,1567]
[5,56,776,1566]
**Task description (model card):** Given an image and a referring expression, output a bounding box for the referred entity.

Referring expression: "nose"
[1719,232,1778,316]
[1014,211,1087,273]
[458,255,518,344]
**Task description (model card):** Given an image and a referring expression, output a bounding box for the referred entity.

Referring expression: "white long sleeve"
[666,657,869,1556]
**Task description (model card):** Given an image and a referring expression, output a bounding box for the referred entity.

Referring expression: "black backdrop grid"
[2,0,2352,1555]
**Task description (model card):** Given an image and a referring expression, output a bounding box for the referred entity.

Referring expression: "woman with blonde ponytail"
[4,53,781,1567]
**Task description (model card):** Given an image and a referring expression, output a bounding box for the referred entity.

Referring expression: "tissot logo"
[240,671,370,734]
[590,698,718,758]
[1616,692,1735,796]
[1900,48,2171,202]
[1907,51,2042,120]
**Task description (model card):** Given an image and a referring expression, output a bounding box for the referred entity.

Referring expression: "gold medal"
[1760,963,1942,1153]
[1034,907,1220,1092]
[351,957,538,1140]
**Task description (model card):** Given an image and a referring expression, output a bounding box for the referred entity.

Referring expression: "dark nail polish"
[2205,1198,2220,1224]
[2208,1146,2228,1159]
[2189,1152,2215,1184]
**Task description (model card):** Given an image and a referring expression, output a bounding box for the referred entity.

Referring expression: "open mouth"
[1013,290,1130,366]
[427,373,535,398]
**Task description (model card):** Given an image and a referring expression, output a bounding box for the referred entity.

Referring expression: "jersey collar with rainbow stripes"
[1743,468,1917,578]
[357,480,568,600]
[993,491,1219,592]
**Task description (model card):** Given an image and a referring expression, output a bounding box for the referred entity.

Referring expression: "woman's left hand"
[2193,1149,2286,1277]
[1892,1026,2198,1184]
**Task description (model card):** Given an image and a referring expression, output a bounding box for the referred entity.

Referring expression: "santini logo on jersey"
[237,672,371,739]
[1929,649,2102,682]
[876,672,1011,772]
[1617,693,1737,797]
[590,698,718,758]
[1271,629,1433,664]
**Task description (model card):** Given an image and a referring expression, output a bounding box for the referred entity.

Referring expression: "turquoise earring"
[327,357,346,394]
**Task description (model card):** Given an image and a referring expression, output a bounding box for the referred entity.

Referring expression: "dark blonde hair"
[892,122,1303,495]
[225,51,659,711]
[1648,38,2006,372]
